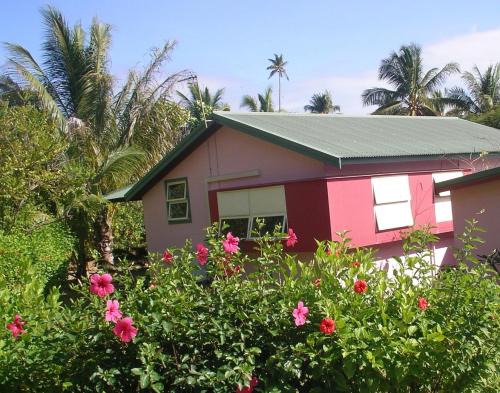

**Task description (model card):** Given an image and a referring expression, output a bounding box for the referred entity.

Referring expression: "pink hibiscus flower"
[89,273,115,298]
[112,317,138,343]
[162,249,173,264]
[6,314,26,338]
[105,300,123,323]
[286,228,298,247]
[223,232,240,254]
[418,297,429,310]
[196,243,209,266]
[292,301,309,326]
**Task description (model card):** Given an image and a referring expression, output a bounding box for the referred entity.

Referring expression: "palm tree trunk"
[278,76,281,111]
[97,205,114,266]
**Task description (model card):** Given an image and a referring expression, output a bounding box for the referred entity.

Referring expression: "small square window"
[165,178,191,223]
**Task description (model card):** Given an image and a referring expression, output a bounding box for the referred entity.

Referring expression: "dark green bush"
[111,201,146,256]
[0,222,74,291]
[0,223,498,392]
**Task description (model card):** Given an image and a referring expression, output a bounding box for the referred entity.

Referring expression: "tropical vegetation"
[267,54,289,111]
[361,43,459,116]
[1,222,498,392]
[304,90,340,114]
[240,87,275,112]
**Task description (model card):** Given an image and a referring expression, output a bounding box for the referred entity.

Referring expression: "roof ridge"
[213,111,460,120]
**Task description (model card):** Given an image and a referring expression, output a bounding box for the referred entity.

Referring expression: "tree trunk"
[278,76,281,111]
[97,205,114,266]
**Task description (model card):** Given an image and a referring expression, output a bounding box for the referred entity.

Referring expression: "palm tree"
[304,91,340,114]
[361,44,459,116]
[240,87,274,112]
[267,54,289,111]
[4,6,187,273]
[445,64,500,116]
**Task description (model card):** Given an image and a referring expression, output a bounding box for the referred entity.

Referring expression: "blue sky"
[1,0,500,113]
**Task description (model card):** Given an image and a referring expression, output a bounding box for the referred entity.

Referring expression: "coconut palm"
[4,6,187,273]
[445,64,500,116]
[362,44,459,116]
[267,54,289,111]
[240,87,274,112]
[304,91,340,114]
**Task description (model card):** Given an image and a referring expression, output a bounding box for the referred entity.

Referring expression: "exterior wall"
[143,126,327,252]
[326,169,460,248]
[451,178,500,256]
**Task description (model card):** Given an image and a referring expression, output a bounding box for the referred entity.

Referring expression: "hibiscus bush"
[0,221,498,392]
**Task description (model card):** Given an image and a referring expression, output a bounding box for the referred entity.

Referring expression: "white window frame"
[432,171,463,222]
[217,186,287,239]
[372,175,414,231]
[165,178,190,223]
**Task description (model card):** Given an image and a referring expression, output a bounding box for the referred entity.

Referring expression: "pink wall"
[327,171,455,248]
[451,178,500,257]
[143,126,327,252]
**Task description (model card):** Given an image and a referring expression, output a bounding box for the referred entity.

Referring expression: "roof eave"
[435,165,500,193]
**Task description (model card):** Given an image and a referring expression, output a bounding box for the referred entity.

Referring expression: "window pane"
[251,216,285,237]
[169,202,188,219]
[220,218,249,239]
[374,201,413,231]
[167,182,185,200]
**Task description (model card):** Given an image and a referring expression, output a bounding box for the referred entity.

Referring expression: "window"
[165,178,191,223]
[432,171,463,222]
[217,186,287,238]
[372,175,413,231]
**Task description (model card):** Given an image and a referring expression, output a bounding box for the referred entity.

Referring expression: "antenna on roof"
[179,73,208,129]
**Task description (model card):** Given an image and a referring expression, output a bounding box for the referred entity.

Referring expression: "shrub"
[0,223,498,392]
[0,222,74,291]
[111,201,146,256]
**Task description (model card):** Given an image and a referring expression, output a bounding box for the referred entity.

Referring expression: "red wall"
[284,180,332,252]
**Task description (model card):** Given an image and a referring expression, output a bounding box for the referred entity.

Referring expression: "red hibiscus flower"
[313,278,321,287]
[89,273,115,298]
[286,228,298,247]
[162,249,173,263]
[418,297,428,310]
[320,318,336,334]
[235,376,259,393]
[196,243,209,266]
[112,317,138,343]
[6,314,26,338]
[352,261,360,268]
[353,279,367,294]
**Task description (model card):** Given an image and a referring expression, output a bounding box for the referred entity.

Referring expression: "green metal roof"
[214,112,500,162]
[123,112,500,201]
[104,185,133,202]
[435,166,500,193]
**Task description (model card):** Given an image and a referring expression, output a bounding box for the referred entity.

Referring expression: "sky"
[1,0,500,114]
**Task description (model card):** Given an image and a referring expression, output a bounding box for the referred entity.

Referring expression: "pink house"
[436,166,500,258]
[116,112,500,265]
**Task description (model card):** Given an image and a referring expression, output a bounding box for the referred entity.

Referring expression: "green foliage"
[0,222,74,292]
[0,105,77,229]
[468,105,500,129]
[0,223,498,392]
[112,202,146,254]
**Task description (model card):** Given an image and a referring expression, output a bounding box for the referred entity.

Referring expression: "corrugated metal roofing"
[214,112,500,161]
[104,185,133,202]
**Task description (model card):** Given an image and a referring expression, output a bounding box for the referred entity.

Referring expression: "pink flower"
[89,273,115,298]
[353,279,367,294]
[223,232,240,254]
[236,376,259,393]
[6,314,26,338]
[418,297,429,310]
[286,228,298,247]
[105,300,123,323]
[112,317,138,343]
[196,243,209,266]
[292,301,309,326]
[162,249,173,264]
